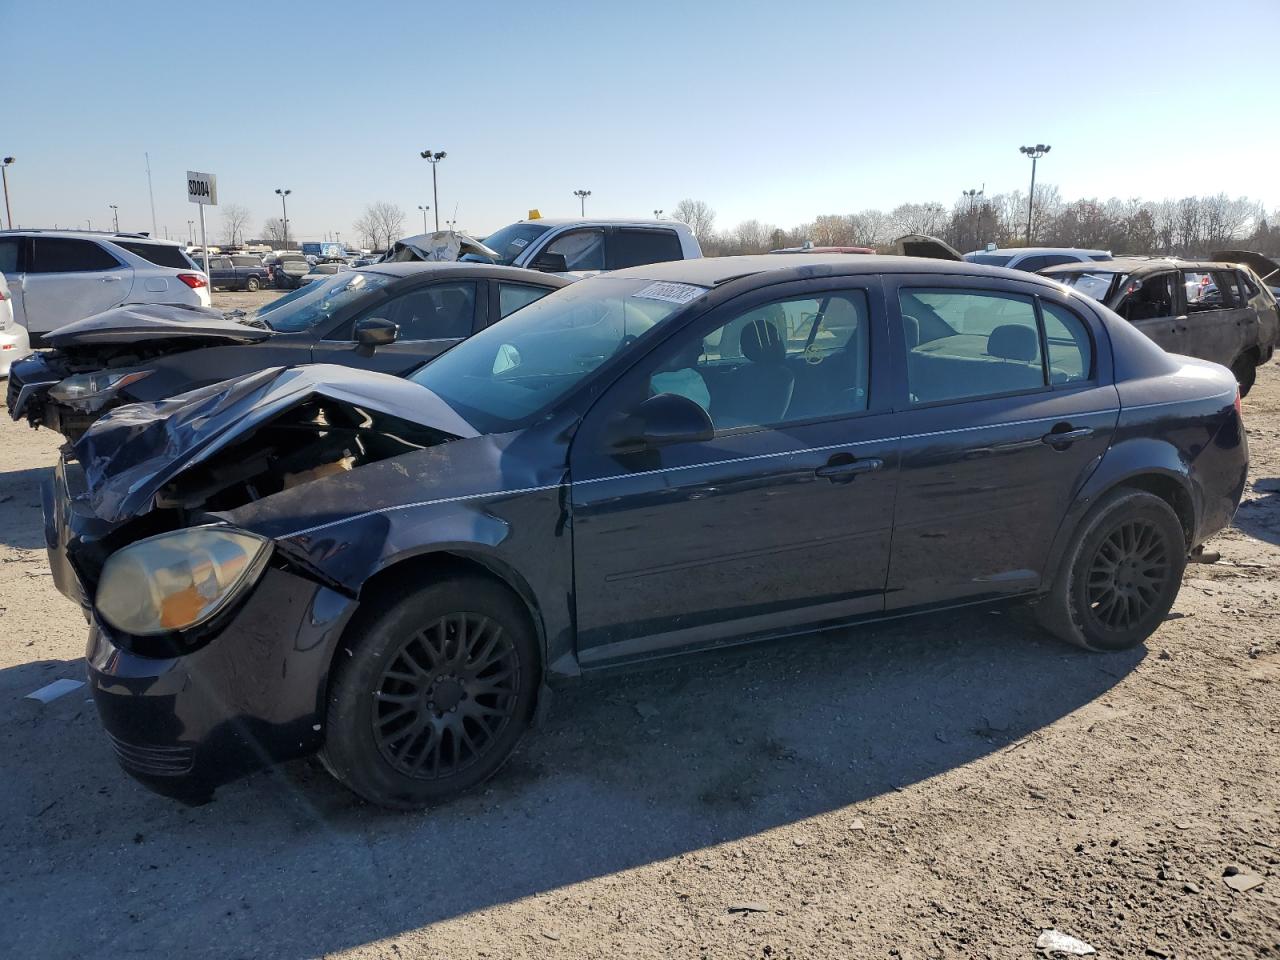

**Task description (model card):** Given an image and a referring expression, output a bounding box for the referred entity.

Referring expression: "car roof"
[966,246,1110,257]
[1041,257,1242,275]
[0,229,185,246]
[499,218,680,229]
[604,254,1065,290]
[359,261,573,284]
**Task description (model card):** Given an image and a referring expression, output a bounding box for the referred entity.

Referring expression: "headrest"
[987,324,1039,363]
[740,318,785,362]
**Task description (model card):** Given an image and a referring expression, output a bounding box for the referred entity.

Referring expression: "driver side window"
[623,290,871,433]
[342,282,477,341]
[544,229,606,272]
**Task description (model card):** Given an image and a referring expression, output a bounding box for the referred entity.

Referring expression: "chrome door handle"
[1041,427,1093,446]
[816,457,883,481]
[100,276,123,282]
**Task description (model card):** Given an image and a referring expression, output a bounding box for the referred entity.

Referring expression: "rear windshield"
[967,254,1014,267]
[114,241,196,270]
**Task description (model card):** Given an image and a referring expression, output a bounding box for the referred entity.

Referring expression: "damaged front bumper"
[44,457,361,800]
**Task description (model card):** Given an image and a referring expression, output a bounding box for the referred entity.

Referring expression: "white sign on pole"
[186,170,217,284]
[186,171,218,206]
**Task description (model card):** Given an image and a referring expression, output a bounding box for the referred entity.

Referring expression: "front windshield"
[968,254,1014,267]
[409,277,708,433]
[461,222,552,265]
[1052,271,1123,303]
[255,271,395,332]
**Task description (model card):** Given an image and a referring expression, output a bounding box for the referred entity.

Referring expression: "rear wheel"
[1036,489,1187,651]
[321,576,538,808]
[1230,354,1257,397]
[245,276,260,292]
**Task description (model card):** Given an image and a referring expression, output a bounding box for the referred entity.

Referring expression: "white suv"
[963,246,1112,273]
[0,230,211,339]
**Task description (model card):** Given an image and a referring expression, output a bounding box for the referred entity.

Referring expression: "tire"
[321,576,539,809]
[1231,355,1256,398]
[1035,488,1187,652]
[245,276,260,292]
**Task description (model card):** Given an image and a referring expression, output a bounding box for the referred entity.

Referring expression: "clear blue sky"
[5,0,1279,243]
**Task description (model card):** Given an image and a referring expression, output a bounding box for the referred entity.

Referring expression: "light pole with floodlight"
[653,209,663,219]
[419,150,446,231]
[574,189,591,216]
[418,204,430,233]
[1,157,13,229]
[275,188,291,250]
[109,204,119,232]
[1018,144,1050,246]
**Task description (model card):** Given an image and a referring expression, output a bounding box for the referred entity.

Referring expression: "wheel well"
[1120,475,1194,547]
[327,552,546,710]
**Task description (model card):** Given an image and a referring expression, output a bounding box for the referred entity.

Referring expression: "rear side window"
[232,255,262,268]
[900,289,1043,404]
[1015,255,1050,272]
[30,238,121,273]
[497,282,552,318]
[1041,302,1093,384]
[0,238,19,273]
[1215,271,1242,307]
[114,241,194,269]
[1239,271,1261,299]
[608,229,683,269]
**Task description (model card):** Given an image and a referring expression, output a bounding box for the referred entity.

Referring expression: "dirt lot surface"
[0,357,1277,959]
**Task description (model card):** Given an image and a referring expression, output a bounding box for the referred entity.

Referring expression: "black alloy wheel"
[372,613,519,779]
[1083,518,1170,631]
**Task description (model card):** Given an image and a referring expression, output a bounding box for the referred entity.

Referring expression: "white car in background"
[0,230,210,340]
[0,271,32,377]
[964,246,1112,273]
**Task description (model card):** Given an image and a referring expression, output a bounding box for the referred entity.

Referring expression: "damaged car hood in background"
[44,303,273,348]
[76,364,478,523]
[384,231,500,263]
[891,234,963,261]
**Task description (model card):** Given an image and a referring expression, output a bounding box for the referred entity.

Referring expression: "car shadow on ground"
[1232,478,1280,546]
[0,466,51,551]
[0,610,1143,959]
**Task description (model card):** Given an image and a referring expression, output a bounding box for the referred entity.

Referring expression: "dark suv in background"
[207,254,268,291]
[1042,257,1280,394]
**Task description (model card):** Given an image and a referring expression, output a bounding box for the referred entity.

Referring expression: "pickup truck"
[386,218,702,274]
[206,254,269,292]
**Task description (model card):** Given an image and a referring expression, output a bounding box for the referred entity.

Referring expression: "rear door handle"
[816,456,883,481]
[101,275,123,282]
[1041,427,1093,446]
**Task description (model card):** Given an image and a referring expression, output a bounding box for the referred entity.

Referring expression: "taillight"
[1234,388,1242,417]
[0,287,6,300]
[177,273,208,289]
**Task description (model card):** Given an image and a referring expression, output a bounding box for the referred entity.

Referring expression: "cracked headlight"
[49,370,152,408]
[96,527,272,637]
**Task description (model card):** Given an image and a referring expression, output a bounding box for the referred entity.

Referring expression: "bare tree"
[671,199,716,242]
[890,202,947,237]
[263,217,287,247]
[220,204,251,246]
[355,202,407,250]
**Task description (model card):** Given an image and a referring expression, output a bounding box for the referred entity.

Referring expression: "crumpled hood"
[75,364,477,523]
[385,231,500,263]
[892,234,963,261]
[44,303,272,348]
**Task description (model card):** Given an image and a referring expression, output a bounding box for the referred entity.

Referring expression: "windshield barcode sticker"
[633,281,707,305]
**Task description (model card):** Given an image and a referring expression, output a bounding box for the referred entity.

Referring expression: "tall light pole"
[2,157,15,229]
[419,150,446,231]
[653,208,663,219]
[109,204,119,232]
[418,204,430,233]
[574,189,592,216]
[1018,144,1050,246]
[187,219,194,245]
[275,188,291,250]
[962,187,983,251]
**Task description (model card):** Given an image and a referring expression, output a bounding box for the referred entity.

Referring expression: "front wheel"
[321,576,539,808]
[1035,489,1187,651]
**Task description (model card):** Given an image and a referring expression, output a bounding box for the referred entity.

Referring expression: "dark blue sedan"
[47,255,1248,807]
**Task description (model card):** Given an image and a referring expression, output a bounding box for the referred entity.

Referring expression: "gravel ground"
[0,355,1277,960]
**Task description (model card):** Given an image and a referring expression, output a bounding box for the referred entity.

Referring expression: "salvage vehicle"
[1041,257,1280,395]
[0,271,33,377]
[46,255,1247,808]
[265,253,311,289]
[8,262,568,442]
[206,254,269,292]
[455,218,701,273]
[1211,249,1280,301]
[0,230,209,339]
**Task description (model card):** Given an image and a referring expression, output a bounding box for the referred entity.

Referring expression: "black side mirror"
[616,393,714,451]
[354,316,398,351]
[532,251,569,273]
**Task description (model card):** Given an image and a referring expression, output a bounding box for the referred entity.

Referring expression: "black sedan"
[45,255,1248,807]
[7,262,569,443]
